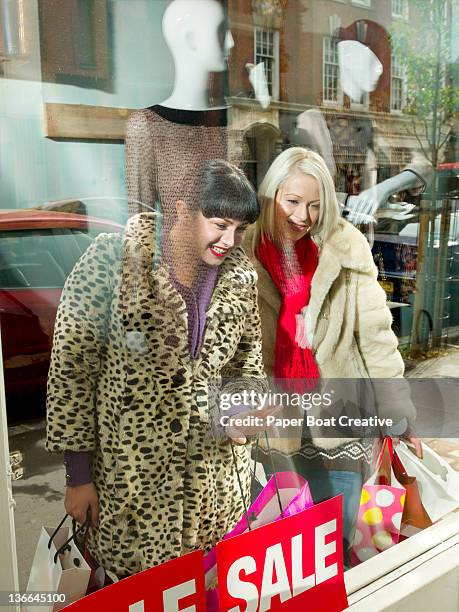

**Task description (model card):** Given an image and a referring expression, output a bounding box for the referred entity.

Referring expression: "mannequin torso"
[125,0,240,222]
[125,105,231,223]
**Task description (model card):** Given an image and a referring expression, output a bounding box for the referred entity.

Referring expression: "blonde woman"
[244,147,420,564]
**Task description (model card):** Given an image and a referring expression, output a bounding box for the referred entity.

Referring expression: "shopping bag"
[25,515,91,612]
[395,440,459,522]
[217,497,348,612]
[58,550,206,612]
[205,472,313,610]
[351,438,406,565]
[205,472,313,580]
[391,449,432,538]
[205,436,314,610]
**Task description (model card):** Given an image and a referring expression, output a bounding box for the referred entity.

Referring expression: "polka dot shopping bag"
[351,438,406,565]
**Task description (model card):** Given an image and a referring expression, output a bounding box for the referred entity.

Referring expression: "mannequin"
[161,0,234,110]
[295,27,431,228]
[337,38,430,224]
[125,0,242,223]
[343,167,429,225]
[338,40,383,104]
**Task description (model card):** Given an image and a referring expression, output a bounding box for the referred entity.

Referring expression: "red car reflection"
[0,210,123,410]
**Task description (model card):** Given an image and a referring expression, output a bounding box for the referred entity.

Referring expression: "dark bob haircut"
[187,159,260,224]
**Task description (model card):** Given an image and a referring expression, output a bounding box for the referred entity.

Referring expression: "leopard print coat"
[46,213,266,579]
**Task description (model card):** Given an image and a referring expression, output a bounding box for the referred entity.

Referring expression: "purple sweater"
[64,264,218,486]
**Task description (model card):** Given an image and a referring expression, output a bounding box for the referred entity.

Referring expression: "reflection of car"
[0,210,123,410]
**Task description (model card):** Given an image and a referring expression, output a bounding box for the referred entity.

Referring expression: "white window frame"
[254,26,280,101]
[391,0,409,19]
[351,0,371,8]
[0,330,20,611]
[390,53,406,113]
[322,36,343,106]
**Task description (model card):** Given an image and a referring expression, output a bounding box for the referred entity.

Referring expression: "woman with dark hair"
[46,159,266,580]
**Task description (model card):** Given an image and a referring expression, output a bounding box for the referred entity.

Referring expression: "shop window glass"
[2,0,459,597]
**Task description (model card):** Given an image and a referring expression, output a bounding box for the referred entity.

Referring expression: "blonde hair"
[254,147,343,249]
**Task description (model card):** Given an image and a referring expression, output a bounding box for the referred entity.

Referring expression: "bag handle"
[47,514,69,550]
[262,432,284,519]
[71,514,91,554]
[230,431,284,533]
[230,443,253,531]
[48,514,91,564]
[366,437,394,486]
[376,437,393,468]
[250,435,260,500]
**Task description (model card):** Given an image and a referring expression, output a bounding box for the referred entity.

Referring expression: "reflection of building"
[227,0,459,345]
[228,0,423,189]
[228,0,284,186]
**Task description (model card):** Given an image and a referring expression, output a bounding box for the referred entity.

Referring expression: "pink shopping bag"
[205,470,313,610]
[351,438,406,566]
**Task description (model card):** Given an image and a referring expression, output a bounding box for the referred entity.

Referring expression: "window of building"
[254,26,279,100]
[392,0,409,18]
[323,36,342,104]
[391,54,405,111]
[38,0,108,83]
[351,0,371,7]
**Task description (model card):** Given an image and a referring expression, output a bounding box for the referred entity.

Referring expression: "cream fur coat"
[244,219,415,452]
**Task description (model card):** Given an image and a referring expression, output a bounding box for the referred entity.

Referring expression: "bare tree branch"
[438,128,451,151]
[411,119,433,163]
[423,120,430,146]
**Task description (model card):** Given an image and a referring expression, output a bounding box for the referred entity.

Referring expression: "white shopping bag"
[395,440,459,522]
[25,516,91,612]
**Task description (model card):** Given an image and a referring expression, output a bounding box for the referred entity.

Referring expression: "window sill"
[322,102,343,111]
[350,102,369,111]
[350,1,371,9]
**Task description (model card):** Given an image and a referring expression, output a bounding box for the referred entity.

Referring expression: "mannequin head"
[163,0,232,73]
[337,40,383,103]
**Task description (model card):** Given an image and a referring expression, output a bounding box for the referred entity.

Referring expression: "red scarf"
[256,234,320,392]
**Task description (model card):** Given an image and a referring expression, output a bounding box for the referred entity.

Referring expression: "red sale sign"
[63,550,206,612]
[216,496,348,612]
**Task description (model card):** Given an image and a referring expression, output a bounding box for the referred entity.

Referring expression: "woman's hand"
[226,404,283,445]
[65,482,99,528]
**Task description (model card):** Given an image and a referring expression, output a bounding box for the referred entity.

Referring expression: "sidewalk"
[405,346,459,378]
[404,346,459,471]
